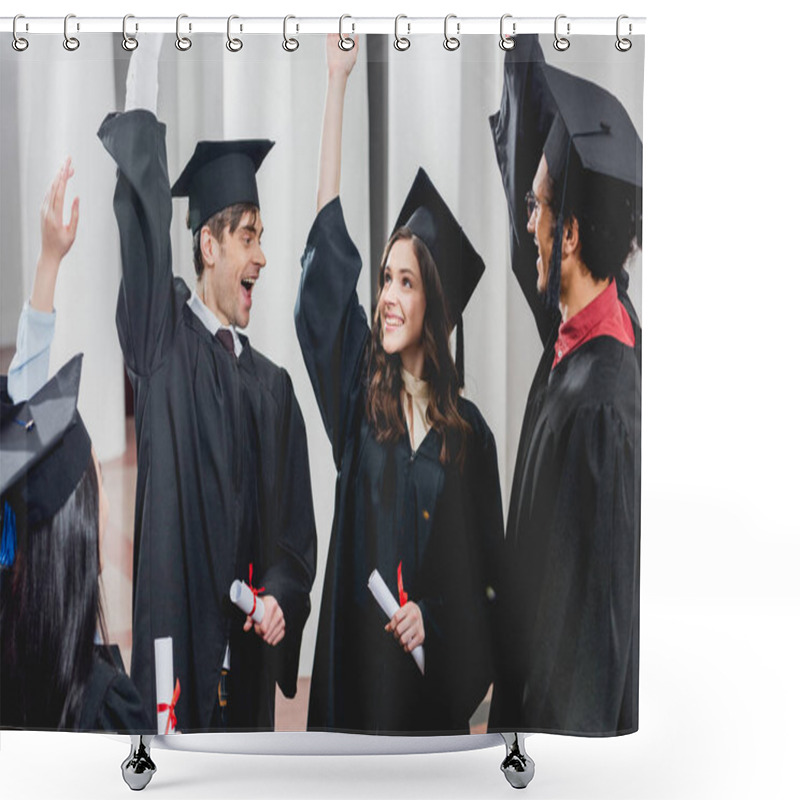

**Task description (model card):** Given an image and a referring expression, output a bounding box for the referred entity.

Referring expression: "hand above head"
[243,594,286,646]
[326,32,359,80]
[124,32,166,114]
[386,601,426,653]
[32,158,79,313]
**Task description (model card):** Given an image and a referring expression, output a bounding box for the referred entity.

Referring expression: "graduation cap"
[392,168,486,385]
[490,35,642,313]
[1,355,92,566]
[171,139,275,234]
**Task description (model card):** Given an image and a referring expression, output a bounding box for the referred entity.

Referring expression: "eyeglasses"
[524,190,545,219]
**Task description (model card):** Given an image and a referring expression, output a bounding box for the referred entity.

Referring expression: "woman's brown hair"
[365,227,472,467]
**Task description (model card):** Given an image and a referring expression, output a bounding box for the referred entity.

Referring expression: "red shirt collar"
[553,278,635,369]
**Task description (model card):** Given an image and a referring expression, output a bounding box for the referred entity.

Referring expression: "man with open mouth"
[97,34,316,733]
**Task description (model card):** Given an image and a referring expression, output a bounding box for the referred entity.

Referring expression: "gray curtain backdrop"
[0,33,643,677]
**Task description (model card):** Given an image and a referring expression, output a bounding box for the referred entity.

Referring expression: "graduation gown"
[97,110,317,732]
[295,199,503,735]
[1,639,150,732]
[488,34,641,736]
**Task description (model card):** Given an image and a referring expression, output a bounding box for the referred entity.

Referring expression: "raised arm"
[7,160,79,402]
[97,34,177,378]
[317,34,359,212]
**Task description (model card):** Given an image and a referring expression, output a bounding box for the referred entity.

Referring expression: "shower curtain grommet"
[12,14,29,52]
[500,14,516,51]
[226,15,243,52]
[615,15,633,51]
[282,15,299,52]
[553,14,571,51]
[443,14,461,51]
[63,14,80,52]
[121,14,138,52]
[394,14,411,51]
[339,15,356,51]
[175,14,192,51]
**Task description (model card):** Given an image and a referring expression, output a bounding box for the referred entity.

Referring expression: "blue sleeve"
[6,302,56,402]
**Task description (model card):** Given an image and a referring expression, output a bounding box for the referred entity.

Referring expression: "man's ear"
[562,215,581,258]
[200,226,218,270]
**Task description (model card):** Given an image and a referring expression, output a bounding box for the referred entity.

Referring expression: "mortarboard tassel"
[1,501,17,568]
[456,318,465,388]
[545,215,564,311]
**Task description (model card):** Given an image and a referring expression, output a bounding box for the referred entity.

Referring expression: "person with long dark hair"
[1,356,149,732]
[295,36,504,734]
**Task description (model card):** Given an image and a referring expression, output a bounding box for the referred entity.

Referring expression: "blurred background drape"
[0,33,642,677]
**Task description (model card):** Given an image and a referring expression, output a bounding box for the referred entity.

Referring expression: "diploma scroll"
[154,636,176,734]
[229,579,265,624]
[367,569,425,674]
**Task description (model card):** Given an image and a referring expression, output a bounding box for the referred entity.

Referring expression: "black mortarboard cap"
[392,168,486,385]
[392,168,485,325]
[490,36,642,314]
[541,63,642,193]
[171,139,275,233]
[1,354,92,530]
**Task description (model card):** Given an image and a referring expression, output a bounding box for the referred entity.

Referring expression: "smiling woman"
[294,35,504,736]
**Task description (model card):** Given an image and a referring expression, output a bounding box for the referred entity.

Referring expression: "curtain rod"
[0,16,646,37]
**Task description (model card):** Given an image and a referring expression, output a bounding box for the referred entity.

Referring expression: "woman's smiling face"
[379,237,427,373]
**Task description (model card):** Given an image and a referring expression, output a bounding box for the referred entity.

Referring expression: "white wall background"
[1,1,798,799]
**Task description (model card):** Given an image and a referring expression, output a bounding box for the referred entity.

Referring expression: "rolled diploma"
[229,579,265,624]
[367,569,425,675]
[154,636,174,734]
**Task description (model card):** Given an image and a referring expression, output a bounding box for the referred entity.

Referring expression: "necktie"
[215,328,235,357]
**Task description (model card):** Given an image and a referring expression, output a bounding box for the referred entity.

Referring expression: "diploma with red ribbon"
[154,636,180,734]
[367,568,425,674]
[229,563,266,623]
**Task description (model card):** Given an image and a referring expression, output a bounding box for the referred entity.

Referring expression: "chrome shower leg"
[500,732,535,789]
[121,734,156,791]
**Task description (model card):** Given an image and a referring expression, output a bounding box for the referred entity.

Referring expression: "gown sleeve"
[294,197,370,470]
[422,411,506,723]
[97,109,177,377]
[532,403,638,732]
[259,369,317,698]
[6,302,55,402]
[489,34,561,346]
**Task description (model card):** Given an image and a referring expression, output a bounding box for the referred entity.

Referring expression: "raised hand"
[326,32,359,78]
[32,158,79,312]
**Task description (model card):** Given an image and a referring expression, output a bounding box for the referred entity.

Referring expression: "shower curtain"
[0,24,644,740]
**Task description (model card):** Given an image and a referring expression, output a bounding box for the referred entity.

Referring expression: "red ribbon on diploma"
[157,678,181,734]
[248,562,265,617]
[397,562,408,607]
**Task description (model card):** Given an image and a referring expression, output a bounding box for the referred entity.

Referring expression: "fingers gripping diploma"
[386,601,425,653]
[243,595,285,646]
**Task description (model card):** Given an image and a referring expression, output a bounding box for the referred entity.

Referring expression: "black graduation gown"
[295,198,503,735]
[488,35,642,736]
[97,110,317,732]
[1,644,150,733]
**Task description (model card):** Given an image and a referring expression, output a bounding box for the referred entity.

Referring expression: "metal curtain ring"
[175,14,192,51]
[339,15,355,51]
[615,15,632,52]
[226,15,243,52]
[443,14,460,51]
[12,14,29,52]
[282,15,299,52]
[553,14,570,51]
[122,14,138,51]
[63,13,80,51]
[499,14,516,51]
[394,14,410,51]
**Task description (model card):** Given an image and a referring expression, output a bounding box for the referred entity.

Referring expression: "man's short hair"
[549,167,642,281]
[190,203,259,278]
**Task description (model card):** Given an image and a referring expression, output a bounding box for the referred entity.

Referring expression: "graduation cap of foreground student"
[489,34,642,318]
[1,355,92,537]
[392,168,486,385]
[171,139,275,234]
[393,167,486,328]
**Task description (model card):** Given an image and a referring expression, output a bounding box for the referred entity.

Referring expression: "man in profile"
[98,34,316,732]
[489,36,642,736]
